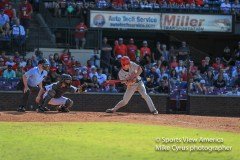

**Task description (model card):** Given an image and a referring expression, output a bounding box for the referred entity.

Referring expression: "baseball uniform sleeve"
[130,62,139,73]
[118,70,126,81]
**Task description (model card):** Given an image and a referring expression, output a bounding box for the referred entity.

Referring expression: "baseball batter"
[36,74,82,112]
[106,56,158,115]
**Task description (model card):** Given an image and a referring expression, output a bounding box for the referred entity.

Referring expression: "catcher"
[106,56,159,115]
[35,74,82,112]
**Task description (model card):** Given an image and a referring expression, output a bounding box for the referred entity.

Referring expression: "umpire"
[17,59,50,112]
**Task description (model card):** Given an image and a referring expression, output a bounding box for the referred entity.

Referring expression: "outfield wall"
[189,95,240,117]
[0,92,239,117]
[0,91,168,113]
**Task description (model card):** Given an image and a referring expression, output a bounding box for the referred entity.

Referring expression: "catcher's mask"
[60,74,72,86]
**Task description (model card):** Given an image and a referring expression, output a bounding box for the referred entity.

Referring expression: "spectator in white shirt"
[12,19,26,53]
[0,9,9,28]
[175,60,185,74]
[12,19,26,36]
[5,57,16,66]
[97,68,107,85]
[96,0,110,8]
[232,0,240,12]
[19,57,27,68]
[89,66,98,79]
[221,0,231,13]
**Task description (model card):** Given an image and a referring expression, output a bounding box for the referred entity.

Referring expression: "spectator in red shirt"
[140,40,151,59]
[23,59,33,72]
[181,68,188,82]
[195,0,203,6]
[127,38,137,61]
[4,3,15,21]
[13,52,20,62]
[75,21,87,49]
[157,0,165,5]
[175,0,184,5]
[72,76,81,88]
[189,60,198,75]
[19,0,32,36]
[114,38,127,57]
[212,57,225,70]
[0,58,7,76]
[168,0,176,5]
[112,0,126,9]
[0,0,9,10]
[60,49,70,66]
[170,56,178,69]
[114,39,118,46]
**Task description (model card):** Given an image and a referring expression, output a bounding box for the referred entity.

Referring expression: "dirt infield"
[0,111,239,133]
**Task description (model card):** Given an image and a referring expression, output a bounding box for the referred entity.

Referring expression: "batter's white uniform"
[112,62,157,112]
[43,83,78,106]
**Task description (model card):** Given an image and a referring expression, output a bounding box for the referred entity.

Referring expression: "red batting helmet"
[121,56,130,67]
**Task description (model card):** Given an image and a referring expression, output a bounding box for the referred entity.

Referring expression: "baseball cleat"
[36,105,46,113]
[43,107,50,111]
[152,110,158,115]
[106,108,115,113]
[17,106,26,112]
[58,106,70,112]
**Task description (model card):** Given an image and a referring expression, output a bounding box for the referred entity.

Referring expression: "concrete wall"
[0,91,168,113]
[189,95,240,117]
[1,91,240,117]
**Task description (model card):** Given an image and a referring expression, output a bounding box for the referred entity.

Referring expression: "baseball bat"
[104,80,127,85]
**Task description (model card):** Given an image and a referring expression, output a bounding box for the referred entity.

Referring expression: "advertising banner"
[161,13,232,32]
[90,10,232,32]
[90,10,161,30]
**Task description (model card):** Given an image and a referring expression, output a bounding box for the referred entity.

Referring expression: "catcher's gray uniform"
[112,62,157,113]
[43,82,78,106]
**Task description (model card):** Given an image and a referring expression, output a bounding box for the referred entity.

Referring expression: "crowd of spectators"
[1,38,240,97]
[0,0,33,53]
[43,0,240,18]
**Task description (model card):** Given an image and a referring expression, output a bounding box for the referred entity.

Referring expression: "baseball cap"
[117,55,122,59]
[91,66,96,70]
[200,80,206,84]
[143,40,147,44]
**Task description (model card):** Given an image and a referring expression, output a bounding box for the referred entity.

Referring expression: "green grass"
[0,122,239,160]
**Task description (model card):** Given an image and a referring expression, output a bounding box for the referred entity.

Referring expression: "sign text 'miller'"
[163,15,205,27]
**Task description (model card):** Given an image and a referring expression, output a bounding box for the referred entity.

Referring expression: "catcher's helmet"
[121,56,130,67]
[60,74,72,86]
